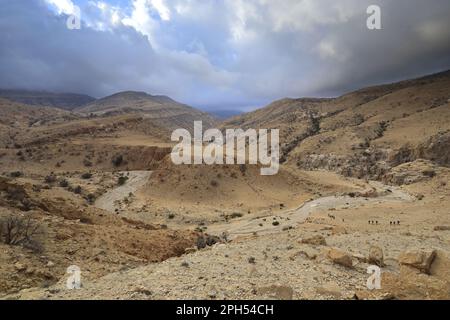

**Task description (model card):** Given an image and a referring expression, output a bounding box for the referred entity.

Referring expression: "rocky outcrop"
[327,248,353,268]
[383,159,438,185]
[301,235,327,246]
[399,249,437,274]
[368,246,384,267]
[297,149,390,180]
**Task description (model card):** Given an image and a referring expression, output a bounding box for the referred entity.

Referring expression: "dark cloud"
[0,0,449,110]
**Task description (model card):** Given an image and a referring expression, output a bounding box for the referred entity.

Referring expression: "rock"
[368,246,384,267]
[353,290,396,300]
[297,247,319,260]
[14,262,27,272]
[429,250,450,281]
[327,248,353,268]
[399,249,437,274]
[184,247,197,254]
[132,285,152,296]
[301,235,327,246]
[47,261,55,267]
[434,226,450,231]
[316,282,342,298]
[358,188,378,198]
[384,160,438,186]
[332,226,347,235]
[208,289,218,299]
[258,285,294,300]
[352,253,368,263]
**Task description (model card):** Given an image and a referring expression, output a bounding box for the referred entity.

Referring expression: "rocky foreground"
[9,188,450,300]
[10,230,450,300]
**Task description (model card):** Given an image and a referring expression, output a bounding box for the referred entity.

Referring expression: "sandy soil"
[95,171,152,212]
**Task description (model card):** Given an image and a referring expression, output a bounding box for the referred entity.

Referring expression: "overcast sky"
[1,0,450,111]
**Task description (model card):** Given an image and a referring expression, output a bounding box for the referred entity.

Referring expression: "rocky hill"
[223,70,450,180]
[0,90,95,111]
[76,91,217,131]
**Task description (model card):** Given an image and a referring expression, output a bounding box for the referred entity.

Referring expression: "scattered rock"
[429,250,450,281]
[316,282,342,298]
[327,248,353,268]
[184,247,197,254]
[434,226,450,231]
[297,247,319,260]
[399,249,436,274]
[14,262,27,272]
[368,246,384,267]
[132,285,152,296]
[352,253,368,263]
[301,235,327,246]
[331,226,347,235]
[258,285,294,300]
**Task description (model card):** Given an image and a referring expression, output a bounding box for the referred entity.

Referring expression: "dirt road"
[209,181,414,239]
[95,171,152,212]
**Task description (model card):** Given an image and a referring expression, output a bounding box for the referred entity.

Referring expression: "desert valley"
[0,69,449,300]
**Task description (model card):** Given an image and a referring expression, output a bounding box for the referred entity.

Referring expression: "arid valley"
[0,70,449,300]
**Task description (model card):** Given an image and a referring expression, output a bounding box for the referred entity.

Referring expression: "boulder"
[368,246,384,267]
[327,248,353,268]
[258,285,294,300]
[14,262,27,272]
[290,247,319,261]
[316,282,342,298]
[301,235,327,246]
[184,247,197,254]
[399,249,436,274]
[434,226,450,231]
[331,226,347,235]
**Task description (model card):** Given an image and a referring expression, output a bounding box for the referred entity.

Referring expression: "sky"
[0,0,450,111]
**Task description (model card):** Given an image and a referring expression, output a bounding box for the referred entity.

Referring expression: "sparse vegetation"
[81,172,92,180]
[118,176,128,186]
[83,159,93,167]
[59,179,69,188]
[0,215,43,252]
[112,154,124,167]
[9,171,23,178]
[86,193,96,204]
[210,180,218,187]
[44,175,57,184]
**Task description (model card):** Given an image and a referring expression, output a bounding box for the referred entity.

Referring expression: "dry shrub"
[0,215,43,252]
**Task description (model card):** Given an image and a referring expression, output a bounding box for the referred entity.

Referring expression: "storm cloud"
[1,0,450,110]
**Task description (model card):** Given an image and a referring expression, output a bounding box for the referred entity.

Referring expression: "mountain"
[0,89,95,110]
[206,109,244,120]
[0,97,77,126]
[76,91,217,131]
[223,70,450,178]
[0,97,80,148]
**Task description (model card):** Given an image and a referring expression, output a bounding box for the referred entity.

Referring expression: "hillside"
[223,70,450,179]
[76,91,217,131]
[1,70,449,300]
[0,90,95,110]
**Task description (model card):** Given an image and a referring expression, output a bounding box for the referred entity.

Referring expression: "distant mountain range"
[76,91,217,131]
[206,109,244,120]
[0,89,95,110]
[0,89,217,131]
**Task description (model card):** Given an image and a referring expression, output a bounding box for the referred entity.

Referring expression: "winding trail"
[95,171,152,212]
[208,181,414,239]
[95,171,414,241]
